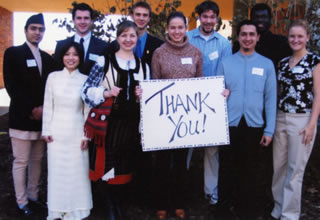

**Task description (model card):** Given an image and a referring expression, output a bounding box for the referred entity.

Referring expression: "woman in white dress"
[42,42,92,220]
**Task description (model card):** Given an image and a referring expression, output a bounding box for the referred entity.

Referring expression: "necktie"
[80,38,85,58]
[136,39,142,58]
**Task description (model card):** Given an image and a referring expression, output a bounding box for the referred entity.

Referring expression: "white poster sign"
[140,76,230,151]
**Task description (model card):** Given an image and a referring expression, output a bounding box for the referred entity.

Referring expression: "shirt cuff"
[87,86,106,106]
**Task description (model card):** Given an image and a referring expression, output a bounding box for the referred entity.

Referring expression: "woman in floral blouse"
[270,19,320,220]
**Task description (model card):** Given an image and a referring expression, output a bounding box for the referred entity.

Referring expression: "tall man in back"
[127,1,163,202]
[109,1,163,68]
[3,13,55,217]
[187,0,232,208]
[233,3,291,70]
[131,1,163,68]
[54,2,108,75]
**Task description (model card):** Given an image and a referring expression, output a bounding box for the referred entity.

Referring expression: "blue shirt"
[217,51,277,137]
[134,32,147,57]
[187,27,232,77]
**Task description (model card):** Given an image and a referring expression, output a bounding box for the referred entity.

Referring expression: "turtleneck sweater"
[151,35,203,79]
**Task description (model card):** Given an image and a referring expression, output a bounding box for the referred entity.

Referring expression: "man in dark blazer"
[54,3,108,75]
[130,1,163,68]
[3,13,55,217]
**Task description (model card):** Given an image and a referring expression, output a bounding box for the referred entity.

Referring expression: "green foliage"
[148,0,182,40]
[305,0,320,55]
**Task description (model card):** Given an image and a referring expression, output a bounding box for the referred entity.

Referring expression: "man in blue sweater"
[217,20,277,220]
[187,0,232,209]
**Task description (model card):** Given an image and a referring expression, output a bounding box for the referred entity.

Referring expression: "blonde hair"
[288,19,310,35]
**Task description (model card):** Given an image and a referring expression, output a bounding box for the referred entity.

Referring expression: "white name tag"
[89,53,99,62]
[181,57,192,65]
[26,59,37,67]
[252,67,264,76]
[292,66,304,74]
[209,51,219,60]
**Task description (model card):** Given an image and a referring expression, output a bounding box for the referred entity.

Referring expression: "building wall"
[0,0,234,19]
[0,7,13,88]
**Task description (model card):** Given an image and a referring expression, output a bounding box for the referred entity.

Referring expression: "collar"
[139,32,148,42]
[237,51,258,60]
[26,40,40,52]
[63,67,79,77]
[165,34,189,49]
[74,32,92,43]
[194,27,218,40]
[111,52,140,73]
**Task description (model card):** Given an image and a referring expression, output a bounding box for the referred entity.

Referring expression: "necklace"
[289,51,307,68]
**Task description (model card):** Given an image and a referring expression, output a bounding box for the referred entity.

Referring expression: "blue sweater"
[217,51,277,137]
[187,27,232,77]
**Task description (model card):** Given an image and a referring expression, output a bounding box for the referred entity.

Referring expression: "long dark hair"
[60,41,84,70]
[167,11,187,26]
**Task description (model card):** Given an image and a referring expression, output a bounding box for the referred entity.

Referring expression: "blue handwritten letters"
[140,77,229,151]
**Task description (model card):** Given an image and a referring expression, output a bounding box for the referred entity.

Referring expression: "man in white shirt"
[54,2,108,75]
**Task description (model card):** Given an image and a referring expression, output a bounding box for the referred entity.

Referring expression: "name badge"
[181,57,192,65]
[26,59,37,67]
[292,66,304,74]
[252,67,264,76]
[89,53,99,62]
[209,51,219,60]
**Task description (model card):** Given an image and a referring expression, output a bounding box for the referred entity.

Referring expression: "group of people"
[3,1,320,220]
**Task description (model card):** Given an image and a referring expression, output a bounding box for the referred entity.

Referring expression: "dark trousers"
[218,119,264,220]
[153,149,189,210]
[132,147,154,203]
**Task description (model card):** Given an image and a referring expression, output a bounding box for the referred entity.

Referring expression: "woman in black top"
[271,19,320,220]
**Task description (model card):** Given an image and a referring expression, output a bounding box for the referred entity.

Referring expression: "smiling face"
[117,27,138,52]
[167,17,187,44]
[199,9,218,36]
[63,46,80,72]
[238,24,260,54]
[288,26,310,53]
[73,10,93,37]
[131,6,150,31]
[24,24,45,46]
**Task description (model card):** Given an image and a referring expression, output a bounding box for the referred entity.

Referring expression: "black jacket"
[54,35,109,75]
[3,43,55,131]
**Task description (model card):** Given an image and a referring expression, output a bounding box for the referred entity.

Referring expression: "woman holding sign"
[81,20,150,219]
[270,19,320,220]
[151,11,203,219]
